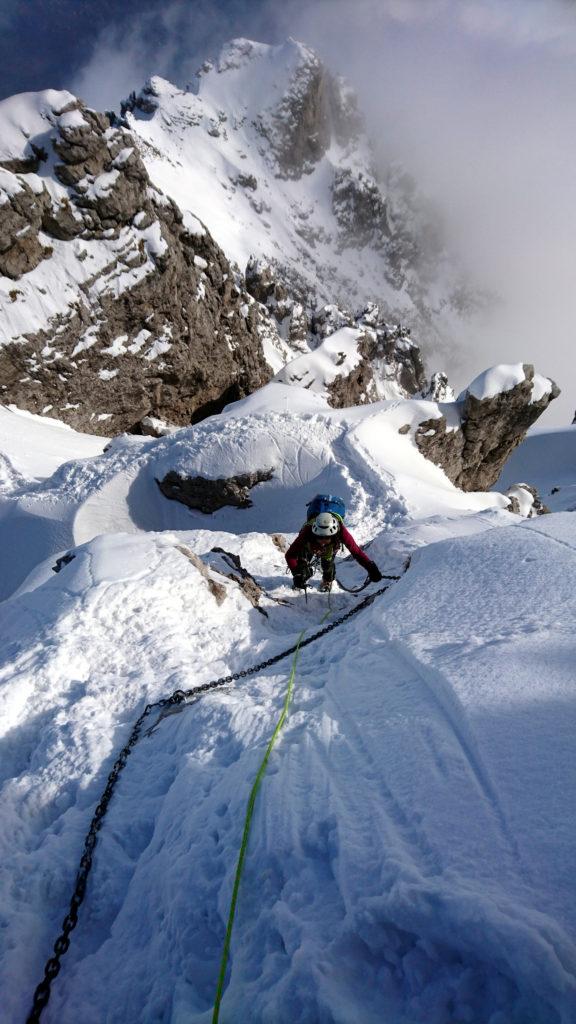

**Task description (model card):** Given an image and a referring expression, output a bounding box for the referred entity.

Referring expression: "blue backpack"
[306,494,346,523]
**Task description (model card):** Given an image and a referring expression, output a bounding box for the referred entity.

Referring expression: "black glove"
[367,562,383,583]
[293,563,313,589]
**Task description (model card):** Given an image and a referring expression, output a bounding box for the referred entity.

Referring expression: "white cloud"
[68,0,576,424]
[287,0,576,424]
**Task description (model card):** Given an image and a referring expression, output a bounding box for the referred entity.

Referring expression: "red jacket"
[286,523,374,573]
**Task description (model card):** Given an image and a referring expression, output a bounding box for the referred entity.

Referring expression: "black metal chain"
[335,573,401,595]
[26,579,399,1023]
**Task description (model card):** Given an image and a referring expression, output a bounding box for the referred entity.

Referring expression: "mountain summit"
[0,38,553,440]
[124,37,461,329]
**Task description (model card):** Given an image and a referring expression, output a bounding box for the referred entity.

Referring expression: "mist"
[69,0,576,425]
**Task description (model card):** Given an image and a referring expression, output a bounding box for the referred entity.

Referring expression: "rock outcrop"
[273,302,427,405]
[253,42,361,178]
[332,169,391,249]
[0,171,52,278]
[420,371,455,403]
[157,468,274,513]
[414,364,560,491]
[504,483,550,517]
[0,94,271,434]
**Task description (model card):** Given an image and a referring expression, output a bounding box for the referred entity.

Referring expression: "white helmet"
[312,512,339,537]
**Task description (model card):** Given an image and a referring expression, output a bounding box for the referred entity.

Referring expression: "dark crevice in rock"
[189,382,245,424]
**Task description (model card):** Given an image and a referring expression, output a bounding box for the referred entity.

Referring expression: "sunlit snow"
[1,386,575,1024]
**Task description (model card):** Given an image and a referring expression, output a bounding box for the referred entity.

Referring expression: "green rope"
[212,612,329,1022]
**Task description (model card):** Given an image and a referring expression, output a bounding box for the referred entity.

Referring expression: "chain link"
[26,580,397,1023]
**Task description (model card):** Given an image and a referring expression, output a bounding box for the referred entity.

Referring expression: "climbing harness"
[26,579,400,1024]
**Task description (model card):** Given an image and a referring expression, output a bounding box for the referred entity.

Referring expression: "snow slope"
[0,405,107,486]
[0,384,510,603]
[1,396,575,1024]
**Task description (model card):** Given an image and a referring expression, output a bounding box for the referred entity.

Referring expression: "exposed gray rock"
[232,172,258,191]
[41,198,84,241]
[273,298,427,406]
[0,173,52,278]
[421,371,455,403]
[157,468,274,513]
[326,307,426,407]
[256,42,361,178]
[0,99,272,433]
[51,104,152,237]
[245,256,312,356]
[174,545,227,605]
[246,256,286,306]
[332,169,391,249]
[311,304,353,339]
[209,547,267,615]
[415,364,560,491]
[0,144,47,175]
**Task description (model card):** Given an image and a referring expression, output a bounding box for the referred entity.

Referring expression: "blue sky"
[0,0,288,101]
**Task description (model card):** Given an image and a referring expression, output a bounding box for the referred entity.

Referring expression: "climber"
[286,512,383,592]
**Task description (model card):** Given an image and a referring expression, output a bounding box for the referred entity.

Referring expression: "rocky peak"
[413,364,560,491]
[193,38,362,179]
[0,90,272,434]
[120,36,471,354]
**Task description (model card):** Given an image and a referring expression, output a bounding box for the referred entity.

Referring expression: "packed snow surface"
[1,397,575,1024]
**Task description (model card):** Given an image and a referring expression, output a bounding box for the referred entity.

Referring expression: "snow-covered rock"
[0,38,493,436]
[0,91,272,433]
[495,423,576,514]
[124,38,477,357]
[504,482,551,517]
[414,363,559,491]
